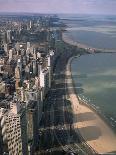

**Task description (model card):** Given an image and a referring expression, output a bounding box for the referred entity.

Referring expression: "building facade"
[0,102,28,155]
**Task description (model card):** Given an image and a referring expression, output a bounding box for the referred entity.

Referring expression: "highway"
[38,49,96,155]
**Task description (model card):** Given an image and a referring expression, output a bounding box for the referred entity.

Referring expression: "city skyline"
[0,0,116,15]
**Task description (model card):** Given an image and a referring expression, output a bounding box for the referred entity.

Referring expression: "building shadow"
[107,151,116,154]
[74,112,96,122]
[38,127,81,151]
[75,126,102,141]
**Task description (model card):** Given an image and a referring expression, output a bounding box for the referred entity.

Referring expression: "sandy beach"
[66,57,116,154]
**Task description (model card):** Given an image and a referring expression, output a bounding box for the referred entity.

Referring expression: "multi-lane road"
[38,51,72,154]
[38,48,95,155]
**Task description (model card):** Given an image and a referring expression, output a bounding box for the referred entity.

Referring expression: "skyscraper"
[15,66,21,89]
[6,30,12,43]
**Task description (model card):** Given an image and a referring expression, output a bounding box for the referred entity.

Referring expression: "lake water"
[61,14,116,131]
[61,14,116,50]
[71,53,116,131]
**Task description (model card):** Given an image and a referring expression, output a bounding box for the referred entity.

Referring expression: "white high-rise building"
[40,69,49,101]
[46,51,54,88]
[47,54,52,88]
[29,21,32,29]
[9,49,13,62]
[27,42,31,50]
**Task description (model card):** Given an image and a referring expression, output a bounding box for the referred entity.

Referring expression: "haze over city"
[0,0,116,15]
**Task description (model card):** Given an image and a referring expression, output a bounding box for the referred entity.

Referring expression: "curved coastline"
[62,32,116,53]
[66,54,116,154]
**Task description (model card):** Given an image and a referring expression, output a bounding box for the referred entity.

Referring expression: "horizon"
[0,0,116,15]
[0,12,116,17]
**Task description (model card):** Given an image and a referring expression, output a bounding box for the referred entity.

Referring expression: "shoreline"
[65,56,116,154]
[62,32,116,53]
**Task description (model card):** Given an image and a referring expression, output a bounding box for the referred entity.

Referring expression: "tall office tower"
[2,32,7,44]
[15,66,21,89]
[17,58,22,71]
[6,30,12,43]
[47,55,52,88]
[46,51,54,88]
[35,77,40,89]
[25,65,30,80]
[37,63,41,77]
[18,22,22,32]
[40,69,49,101]
[0,82,5,98]
[0,102,28,155]
[26,42,31,56]
[22,55,27,67]
[0,57,5,74]
[3,43,8,53]
[32,60,37,75]
[27,23,30,31]
[27,42,31,50]
[16,87,25,102]
[33,48,37,59]
[8,49,13,62]
[29,21,32,29]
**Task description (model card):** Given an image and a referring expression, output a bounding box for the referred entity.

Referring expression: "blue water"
[62,14,116,50]
[71,53,116,131]
[62,14,116,131]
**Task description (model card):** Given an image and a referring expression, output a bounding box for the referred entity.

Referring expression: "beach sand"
[66,57,116,154]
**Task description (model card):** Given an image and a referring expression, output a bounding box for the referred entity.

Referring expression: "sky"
[0,0,116,15]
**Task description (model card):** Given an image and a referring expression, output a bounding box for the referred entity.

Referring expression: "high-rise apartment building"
[0,101,28,155]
